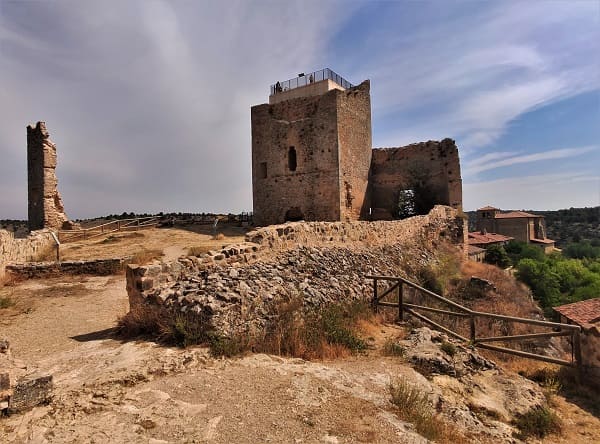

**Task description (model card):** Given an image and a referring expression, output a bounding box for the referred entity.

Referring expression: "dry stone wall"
[126,206,466,338]
[0,229,55,280]
[6,258,123,279]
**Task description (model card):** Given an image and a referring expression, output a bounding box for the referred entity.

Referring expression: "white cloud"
[366,1,599,151]
[464,146,597,175]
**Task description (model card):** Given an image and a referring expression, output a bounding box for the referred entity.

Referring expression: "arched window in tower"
[288,146,297,171]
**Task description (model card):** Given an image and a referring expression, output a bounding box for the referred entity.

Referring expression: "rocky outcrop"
[0,339,53,414]
[395,328,548,441]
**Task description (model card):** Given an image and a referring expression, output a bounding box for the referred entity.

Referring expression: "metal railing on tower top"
[270,68,353,95]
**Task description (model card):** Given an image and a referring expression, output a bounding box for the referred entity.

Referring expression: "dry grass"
[119,297,375,361]
[129,249,163,265]
[187,246,211,257]
[389,378,465,443]
[59,225,248,261]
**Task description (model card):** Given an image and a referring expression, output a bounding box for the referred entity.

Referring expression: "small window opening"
[288,146,297,171]
[260,162,267,179]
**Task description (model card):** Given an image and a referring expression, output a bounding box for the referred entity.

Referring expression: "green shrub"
[383,339,405,357]
[0,296,14,309]
[171,312,208,347]
[513,406,562,439]
[207,333,250,358]
[440,341,457,357]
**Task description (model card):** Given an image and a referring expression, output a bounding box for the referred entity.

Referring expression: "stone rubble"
[0,339,53,415]
[131,243,436,338]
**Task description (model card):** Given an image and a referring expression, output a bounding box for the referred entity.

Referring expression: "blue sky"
[0,0,598,219]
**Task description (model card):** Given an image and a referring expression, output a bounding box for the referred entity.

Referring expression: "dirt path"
[0,275,127,362]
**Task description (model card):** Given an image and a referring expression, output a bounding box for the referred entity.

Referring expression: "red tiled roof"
[495,211,541,219]
[478,206,499,211]
[468,232,513,245]
[467,245,486,255]
[554,298,600,327]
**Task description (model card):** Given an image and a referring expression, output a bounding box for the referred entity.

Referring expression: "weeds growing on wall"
[119,297,374,361]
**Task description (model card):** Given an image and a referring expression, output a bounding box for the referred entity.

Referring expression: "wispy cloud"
[464,146,597,175]
[361,1,599,150]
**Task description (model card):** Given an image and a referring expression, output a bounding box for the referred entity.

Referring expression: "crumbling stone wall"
[370,139,462,219]
[0,229,55,280]
[27,121,73,231]
[251,81,372,226]
[5,258,124,279]
[126,206,466,337]
[582,326,600,380]
[251,79,463,225]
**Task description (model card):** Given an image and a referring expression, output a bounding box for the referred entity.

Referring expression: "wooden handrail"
[58,216,160,243]
[367,274,583,371]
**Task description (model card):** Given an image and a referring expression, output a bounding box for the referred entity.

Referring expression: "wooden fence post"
[372,278,378,313]
[573,329,583,381]
[398,282,403,322]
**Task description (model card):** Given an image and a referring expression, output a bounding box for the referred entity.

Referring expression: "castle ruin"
[27,121,74,231]
[251,69,462,226]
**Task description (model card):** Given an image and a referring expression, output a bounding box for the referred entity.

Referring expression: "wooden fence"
[58,217,159,243]
[367,275,582,370]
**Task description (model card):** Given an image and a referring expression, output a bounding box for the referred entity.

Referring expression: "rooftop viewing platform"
[269,68,353,104]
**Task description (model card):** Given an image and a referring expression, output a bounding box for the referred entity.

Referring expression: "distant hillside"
[467,206,600,247]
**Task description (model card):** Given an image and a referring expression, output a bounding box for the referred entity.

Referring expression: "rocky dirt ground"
[1,227,600,443]
[59,225,248,262]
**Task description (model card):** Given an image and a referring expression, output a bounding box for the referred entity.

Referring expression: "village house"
[554,298,600,377]
[474,206,555,253]
[466,230,513,262]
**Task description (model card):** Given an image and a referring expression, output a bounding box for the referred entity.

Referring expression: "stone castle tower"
[27,121,73,231]
[251,70,371,226]
[251,69,462,226]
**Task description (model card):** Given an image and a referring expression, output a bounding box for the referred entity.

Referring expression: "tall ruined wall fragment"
[27,122,73,231]
[251,81,371,226]
[370,139,462,219]
[337,81,372,221]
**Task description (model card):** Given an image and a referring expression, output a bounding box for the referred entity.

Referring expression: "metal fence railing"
[270,68,353,95]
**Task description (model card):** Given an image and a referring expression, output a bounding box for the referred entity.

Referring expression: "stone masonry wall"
[337,81,372,221]
[370,138,463,219]
[251,81,372,226]
[27,121,73,231]
[0,229,55,280]
[126,206,466,337]
[582,326,600,380]
[5,258,123,279]
[251,86,340,225]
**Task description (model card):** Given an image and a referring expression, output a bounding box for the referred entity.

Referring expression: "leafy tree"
[397,189,416,219]
[484,244,511,268]
[516,259,561,308]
